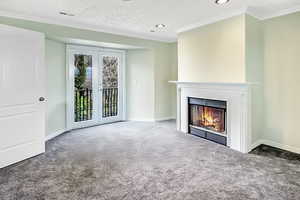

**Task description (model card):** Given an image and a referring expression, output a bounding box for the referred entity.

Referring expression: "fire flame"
[201,107,219,129]
[191,105,225,133]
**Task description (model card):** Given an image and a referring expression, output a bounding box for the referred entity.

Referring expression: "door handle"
[39,97,45,102]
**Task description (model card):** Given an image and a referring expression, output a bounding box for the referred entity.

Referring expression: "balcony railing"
[74,88,93,122]
[102,88,118,118]
[74,87,118,122]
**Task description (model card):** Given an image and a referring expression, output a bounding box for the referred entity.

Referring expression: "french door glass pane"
[102,56,118,118]
[74,54,93,122]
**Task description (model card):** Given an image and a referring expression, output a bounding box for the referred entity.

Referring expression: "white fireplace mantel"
[169,81,253,153]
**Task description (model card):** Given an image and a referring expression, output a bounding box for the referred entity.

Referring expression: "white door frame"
[66,45,126,130]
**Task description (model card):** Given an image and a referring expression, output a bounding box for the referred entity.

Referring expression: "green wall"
[154,44,176,120]
[170,43,178,118]
[45,39,66,135]
[245,15,264,145]
[263,12,300,153]
[126,49,155,121]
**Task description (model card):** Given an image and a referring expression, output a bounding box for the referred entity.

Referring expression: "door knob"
[39,97,45,102]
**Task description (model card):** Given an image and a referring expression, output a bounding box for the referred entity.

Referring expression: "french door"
[67,45,125,130]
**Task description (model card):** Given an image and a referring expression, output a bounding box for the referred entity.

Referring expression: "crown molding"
[256,5,300,20]
[0,10,177,43]
[176,8,247,34]
[177,5,300,34]
[245,8,263,20]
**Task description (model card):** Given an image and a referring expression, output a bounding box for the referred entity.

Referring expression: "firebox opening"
[190,105,226,134]
[188,97,227,146]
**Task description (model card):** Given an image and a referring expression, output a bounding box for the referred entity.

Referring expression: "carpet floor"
[0,121,300,200]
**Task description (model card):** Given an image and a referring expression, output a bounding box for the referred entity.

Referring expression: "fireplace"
[170,81,251,153]
[188,97,227,146]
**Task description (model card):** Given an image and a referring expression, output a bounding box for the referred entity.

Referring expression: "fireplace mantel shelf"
[169,81,258,87]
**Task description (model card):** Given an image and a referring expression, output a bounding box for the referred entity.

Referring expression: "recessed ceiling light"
[215,0,230,5]
[59,11,75,16]
[155,24,166,28]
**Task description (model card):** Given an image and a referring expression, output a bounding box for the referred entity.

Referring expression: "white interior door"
[67,46,125,129]
[0,25,46,168]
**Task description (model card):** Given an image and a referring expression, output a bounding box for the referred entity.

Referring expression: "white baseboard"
[127,117,175,122]
[127,118,155,122]
[155,117,175,122]
[250,139,300,154]
[45,129,67,141]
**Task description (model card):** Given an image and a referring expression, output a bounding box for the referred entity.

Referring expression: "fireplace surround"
[170,81,252,153]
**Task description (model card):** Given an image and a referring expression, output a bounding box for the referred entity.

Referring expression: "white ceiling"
[0,0,299,42]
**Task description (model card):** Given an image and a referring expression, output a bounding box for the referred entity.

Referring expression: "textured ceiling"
[0,0,299,42]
